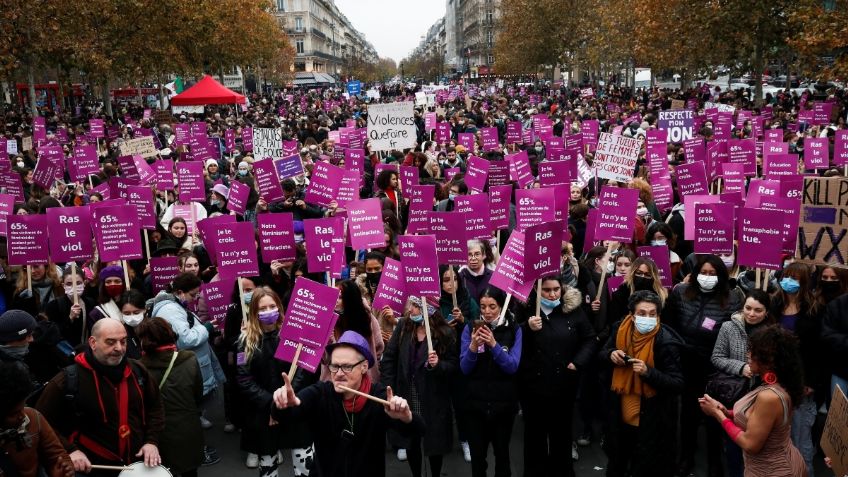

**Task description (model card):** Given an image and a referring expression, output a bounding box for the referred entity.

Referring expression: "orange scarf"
[611,315,658,398]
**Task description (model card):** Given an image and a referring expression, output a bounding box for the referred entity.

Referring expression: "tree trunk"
[102,78,113,117]
[56,69,66,113]
[158,74,166,110]
[753,27,764,107]
[27,64,38,117]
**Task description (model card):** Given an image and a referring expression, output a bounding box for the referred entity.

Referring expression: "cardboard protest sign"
[658,110,695,142]
[92,205,143,262]
[524,221,563,281]
[257,212,297,262]
[304,217,345,275]
[594,187,639,243]
[594,133,640,183]
[119,137,157,158]
[214,221,260,278]
[226,180,249,215]
[151,257,180,294]
[275,277,340,373]
[176,161,205,202]
[367,101,416,151]
[429,211,468,265]
[820,386,848,477]
[252,128,283,161]
[7,215,49,265]
[454,194,491,240]
[465,156,489,193]
[398,235,441,297]
[372,258,407,315]
[675,161,709,198]
[305,161,344,207]
[489,231,535,302]
[253,158,285,203]
[347,199,385,250]
[737,207,784,270]
[200,276,236,328]
[797,177,848,266]
[694,203,735,255]
[515,188,555,232]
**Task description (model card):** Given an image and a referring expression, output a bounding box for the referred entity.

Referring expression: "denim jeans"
[790,395,816,477]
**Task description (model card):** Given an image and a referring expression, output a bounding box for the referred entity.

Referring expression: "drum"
[91,462,172,477]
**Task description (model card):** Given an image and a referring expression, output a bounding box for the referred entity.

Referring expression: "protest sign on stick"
[275,277,340,376]
[820,386,848,477]
[593,133,640,183]
[367,101,416,151]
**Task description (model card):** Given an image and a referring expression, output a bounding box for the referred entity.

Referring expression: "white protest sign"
[171,105,204,115]
[367,101,416,151]
[119,137,158,158]
[366,89,381,100]
[415,92,427,107]
[253,128,283,161]
[593,133,640,183]
[705,101,736,113]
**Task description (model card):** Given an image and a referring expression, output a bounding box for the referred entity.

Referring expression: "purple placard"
[154,160,175,190]
[132,155,156,186]
[224,129,236,153]
[652,176,674,212]
[424,112,436,132]
[834,131,848,166]
[253,158,285,203]
[336,169,358,207]
[746,179,781,208]
[7,215,49,265]
[399,165,419,192]
[737,208,784,270]
[538,159,576,187]
[227,181,249,215]
[125,185,156,230]
[398,235,441,297]
[683,194,721,240]
[506,122,522,144]
[282,140,298,157]
[118,154,141,182]
[594,187,639,243]
[581,120,599,149]
[172,203,195,234]
[488,184,512,231]
[214,221,260,278]
[515,188,555,232]
[201,276,236,329]
[764,153,798,178]
[675,161,709,198]
[607,276,626,295]
[70,145,100,182]
[436,122,451,143]
[481,127,499,152]
[487,161,510,187]
[489,231,534,302]
[762,141,789,159]
[407,184,435,234]
[305,161,344,207]
[176,161,205,202]
[92,205,143,262]
[196,215,236,260]
[304,217,345,275]
[151,257,180,294]
[804,137,829,170]
[727,139,757,176]
[693,203,735,254]
[524,221,563,281]
[0,194,14,237]
[241,127,253,151]
[275,154,304,180]
[646,144,671,180]
[508,151,534,188]
[429,211,468,265]
[372,258,407,316]
[275,277,340,372]
[637,246,673,288]
[459,133,476,152]
[683,138,706,163]
[89,119,105,138]
[759,197,801,254]
[454,194,491,240]
[720,163,746,194]
[347,198,385,250]
[258,212,297,262]
[465,156,489,193]
[32,153,62,188]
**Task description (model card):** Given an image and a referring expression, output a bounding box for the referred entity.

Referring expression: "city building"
[273,0,377,76]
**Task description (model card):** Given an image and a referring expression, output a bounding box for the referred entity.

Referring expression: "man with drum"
[35,319,165,475]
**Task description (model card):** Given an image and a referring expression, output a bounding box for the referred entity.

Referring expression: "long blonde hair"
[239,287,283,363]
[626,257,668,304]
[15,263,63,296]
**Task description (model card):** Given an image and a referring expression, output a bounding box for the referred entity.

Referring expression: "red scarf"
[342,375,371,413]
[385,188,397,206]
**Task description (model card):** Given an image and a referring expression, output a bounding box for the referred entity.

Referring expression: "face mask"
[64,284,85,297]
[210,199,221,207]
[243,291,253,305]
[634,315,657,334]
[410,314,424,323]
[636,207,649,217]
[534,146,543,152]
[448,193,457,201]
[238,169,249,176]
[820,281,840,296]
[539,297,560,308]
[258,308,280,325]
[366,271,381,286]
[606,261,616,274]
[121,313,144,327]
[650,239,666,247]
[105,283,125,299]
[720,255,735,269]
[780,277,800,294]
[697,274,719,291]
[634,276,654,291]
[16,160,24,168]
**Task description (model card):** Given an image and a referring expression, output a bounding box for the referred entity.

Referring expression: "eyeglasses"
[328,359,366,374]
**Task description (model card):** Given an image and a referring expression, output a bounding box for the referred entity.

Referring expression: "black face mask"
[634,276,654,291]
[366,272,382,288]
[819,281,841,297]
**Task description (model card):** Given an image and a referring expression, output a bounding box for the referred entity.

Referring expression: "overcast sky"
[334,0,446,63]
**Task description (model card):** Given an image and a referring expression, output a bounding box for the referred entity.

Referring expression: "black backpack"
[61,361,147,417]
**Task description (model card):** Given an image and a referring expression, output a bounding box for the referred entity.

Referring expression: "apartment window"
[295,17,303,31]
[296,39,304,54]
[488,55,494,65]
[487,31,493,47]
[276,0,285,11]
[486,10,493,23]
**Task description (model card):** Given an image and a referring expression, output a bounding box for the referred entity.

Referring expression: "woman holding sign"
[46,267,93,347]
[237,287,315,477]
[381,297,457,477]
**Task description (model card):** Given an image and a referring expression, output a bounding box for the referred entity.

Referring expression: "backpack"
[62,361,147,418]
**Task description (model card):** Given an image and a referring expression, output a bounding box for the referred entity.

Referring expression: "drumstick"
[337,385,391,406]
[90,465,133,471]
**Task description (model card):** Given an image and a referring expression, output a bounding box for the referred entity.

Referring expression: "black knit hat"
[0,310,37,343]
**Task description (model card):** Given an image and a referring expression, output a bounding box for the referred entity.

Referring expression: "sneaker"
[461,441,471,463]
[200,415,213,430]
[577,434,591,447]
[223,422,236,433]
[245,453,259,468]
[396,449,407,462]
[202,448,220,466]
[571,442,579,461]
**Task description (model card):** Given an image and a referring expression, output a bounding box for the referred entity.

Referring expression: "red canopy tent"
[170,75,245,105]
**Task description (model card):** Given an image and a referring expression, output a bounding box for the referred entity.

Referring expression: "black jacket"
[772,296,829,404]
[463,315,520,415]
[822,294,848,380]
[45,295,95,348]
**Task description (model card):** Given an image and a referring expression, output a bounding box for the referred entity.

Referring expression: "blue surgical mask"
[539,297,560,308]
[780,277,800,294]
[210,199,221,207]
[410,314,424,323]
[448,193,457,201]
[650,239,667,247]
[238,169,249,176]
[634,315,657,334]
[243,291,253,305]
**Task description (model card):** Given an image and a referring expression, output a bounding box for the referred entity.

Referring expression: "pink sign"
[347,198,385,250]
[720,163,746,194]
[684,194,721,240]
[227,180,249,215]
[759,197,801,254]
[489,231,534,302]
[508,151,533,188]
[154,160,175,190]
[0,194,14,237]
[176,161,205,202]
[727,139,757,176]
[69,145,99,182]
[675,161,709,198]
[516,188,555,232]
[804,137,829,170]
[489,184,512,231]
[241,127,253,151]
[253,158,285,203]
[524,220,563,281]
[737,208,784,270]
[399,165,419,192]
[398,235,441,297]
[7,215,49,265]
[481,127,498,151]
[459,133,476,152]
[637,246,673,288]
[539,160,576,187]
[454,194,491,240]
[683,138,706,163]
[258,212,297,262]
[465,156,489,193]
[275,277,340,373]
[305,161,344,207]
[196,215,236,260]
[429,211,468,265]
[764,153,798,178]
[32,153,63,189]
[594,187,639,243]
[214,221,260,278]
[151,257,180,294]
[372,258,407,316]
[407,185,435,234]
[201,276,236,329]
[693,203,735,254]
[125,185,156,230]
[92,205,143,262]
[304,217,345,275]
[834,130,848,166]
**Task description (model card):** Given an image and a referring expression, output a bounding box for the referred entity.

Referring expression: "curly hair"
[0,362,34,414]
[748,325,805,406]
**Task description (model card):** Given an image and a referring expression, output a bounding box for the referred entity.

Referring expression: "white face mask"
[697,274,719,291]
[606,261,616,274]
[720,255,735,269]
[651,239,667,247]
[64,284,85,297]
[122,313,144,327]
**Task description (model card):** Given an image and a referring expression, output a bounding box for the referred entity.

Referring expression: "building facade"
[273,0,377,76]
